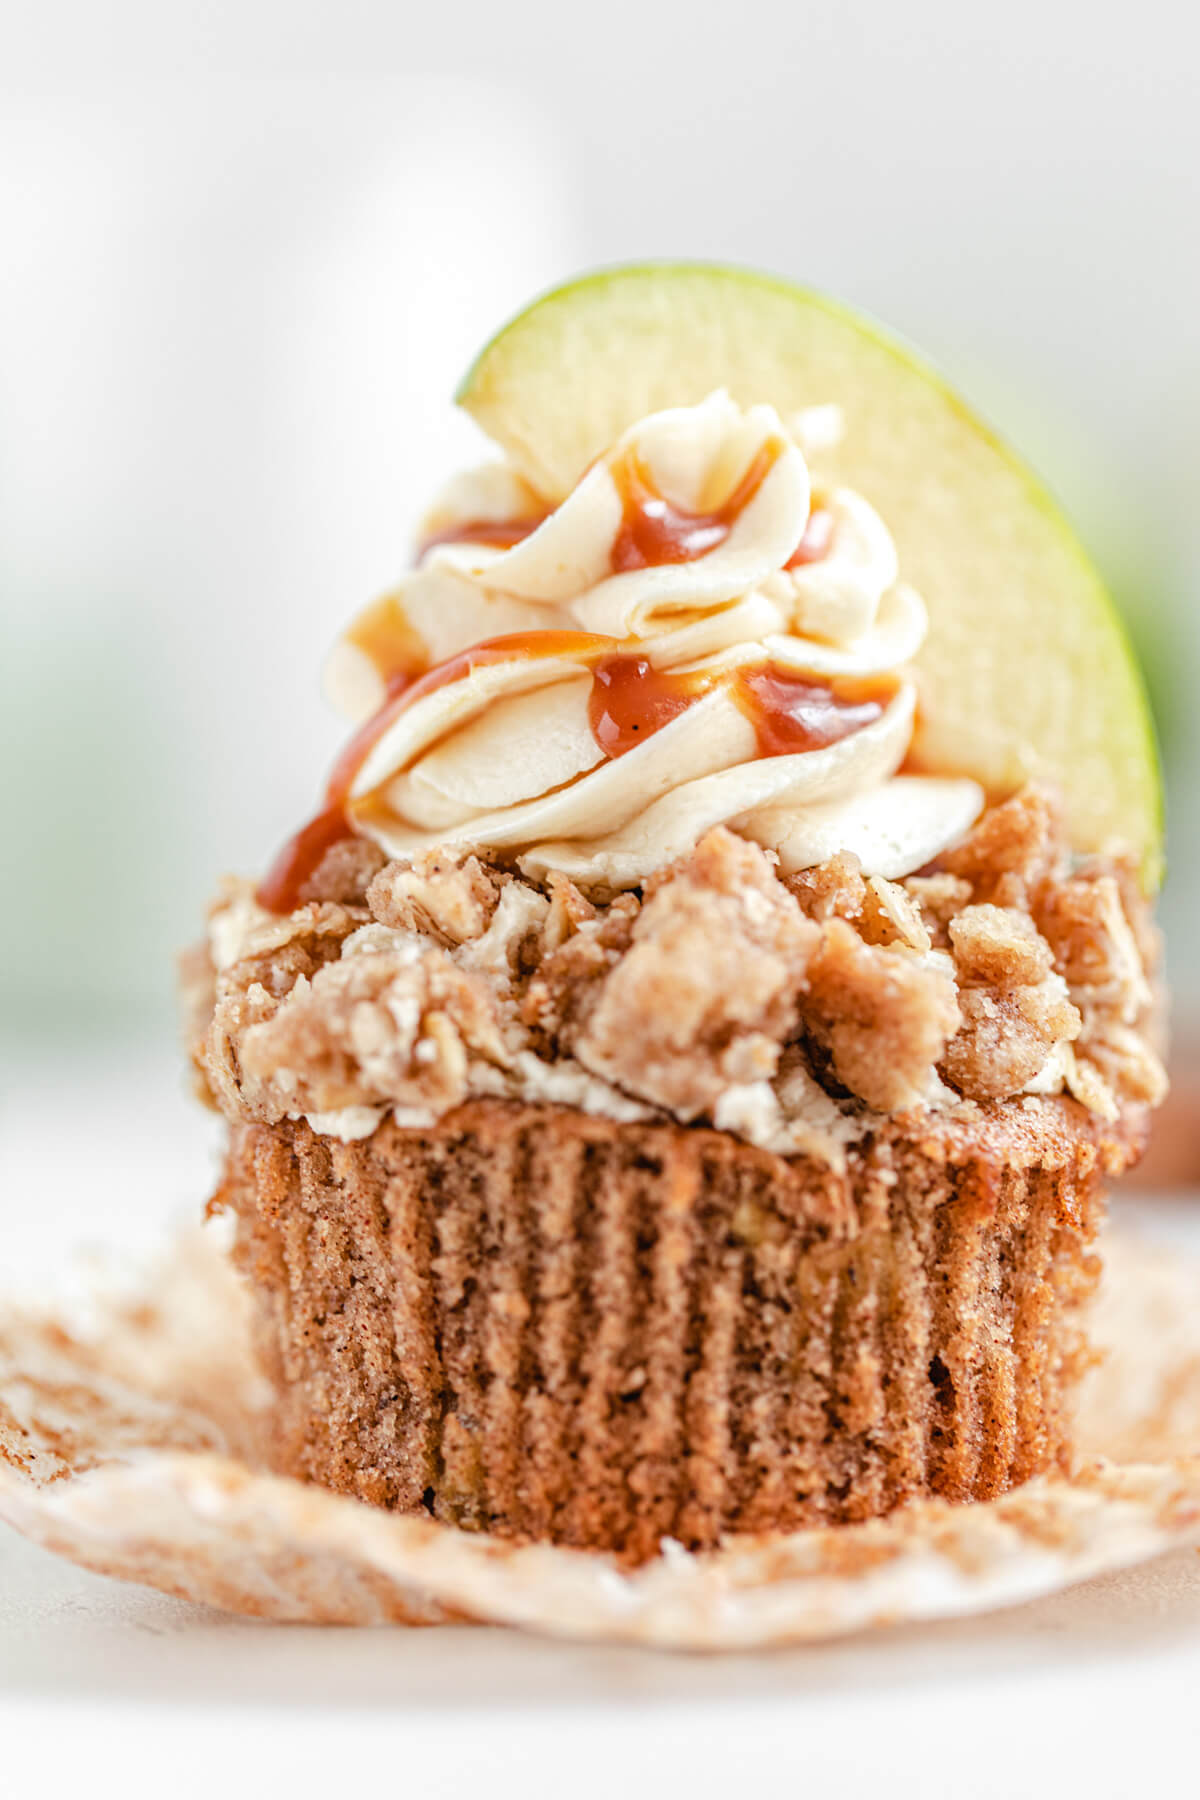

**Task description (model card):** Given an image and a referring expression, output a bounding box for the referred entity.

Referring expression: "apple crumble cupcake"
[186,268,1166,1563]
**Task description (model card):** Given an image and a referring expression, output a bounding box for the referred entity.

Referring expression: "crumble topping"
[800,919,961,1113]
[940,904,1081,1103]
[567,830,813,1119]
[186,787,1165,1162]
[367,849,503,947]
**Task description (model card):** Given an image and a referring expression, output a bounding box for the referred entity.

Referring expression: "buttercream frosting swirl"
[321,392,982,890]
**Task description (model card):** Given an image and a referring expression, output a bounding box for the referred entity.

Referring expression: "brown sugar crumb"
[941,904,1081,1101]
[1080,1021,1169,1109]
[949,903,1058,987]
[943,988,1075,1102]
[186,785,1164,1145]
[938,784,1061,904]
[801,918,960,1111]
[229,944,506,1122]
[293,835,387,907]
[178,940,218,1105]
[569,830,817,1117]
[226,920,364,1002]
[1035,863,1166,1112]
[521,893,641,1043]
[202,979,282,1121]
[785,849,868,923]
[540,871,598,954]
[1106,850,1164,977]
[1036,872,1152,1011]
[904,873,975,944]
[786,856,929,949]
[366,846,503,947]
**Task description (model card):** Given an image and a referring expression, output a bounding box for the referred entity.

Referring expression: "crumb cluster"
[185,788,1165,1160]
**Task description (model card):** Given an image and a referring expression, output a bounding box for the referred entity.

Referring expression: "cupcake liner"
[222,1101,1108,1560]
[1,1221,1199,1646]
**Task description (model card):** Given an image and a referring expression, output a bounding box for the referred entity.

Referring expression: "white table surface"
[3,1039,1198,1800]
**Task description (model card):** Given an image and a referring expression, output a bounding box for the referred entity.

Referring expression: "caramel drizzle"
[735,665,894,758]
[257,632,613,913]
[343,592,429,690]
[259,462,847,912]
[416,516,547,557]
[609,439,784,573]
[589,653,895,760]
[259,637,895,913]
[256,666,413,914]
[588,656,718,755]
[418,437,831,577]
[785,500,836,568]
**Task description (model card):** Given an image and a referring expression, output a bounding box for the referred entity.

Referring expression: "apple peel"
[457,264,1163,884]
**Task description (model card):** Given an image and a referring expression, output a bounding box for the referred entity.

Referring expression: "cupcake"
[187,265,1166,1563]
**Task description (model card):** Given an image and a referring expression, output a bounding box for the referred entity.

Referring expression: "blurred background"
[2,2,1198,1247]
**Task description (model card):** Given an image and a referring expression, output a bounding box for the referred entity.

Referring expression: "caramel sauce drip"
[254,802,357,915]
[393,628,615,718]
[587,652,896,761]
[785,501,835,569]
[256,667,414,914]
[256,631,615,913]
[259,627,899,912]
[735,667,896,758]
[588,655,718,757]
[344,592,429,688]
[417,515,547,557]
[610,439,783,573]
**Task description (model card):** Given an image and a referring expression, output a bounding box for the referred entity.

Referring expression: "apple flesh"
[457,264,1162,885]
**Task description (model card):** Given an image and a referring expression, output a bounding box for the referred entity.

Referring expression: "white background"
[3,1,1198,1033]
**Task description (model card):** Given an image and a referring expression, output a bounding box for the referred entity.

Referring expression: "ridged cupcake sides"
[220,1098,1113,1564]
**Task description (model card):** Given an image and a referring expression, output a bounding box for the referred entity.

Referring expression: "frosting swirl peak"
[312,392,982,895]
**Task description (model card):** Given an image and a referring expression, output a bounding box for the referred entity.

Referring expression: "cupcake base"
[219,1098,1125,1564]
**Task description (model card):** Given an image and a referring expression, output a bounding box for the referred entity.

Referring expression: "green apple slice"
[457,263,1163,886]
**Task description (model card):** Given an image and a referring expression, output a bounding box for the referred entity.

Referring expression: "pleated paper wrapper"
[2,1222,1200,1650]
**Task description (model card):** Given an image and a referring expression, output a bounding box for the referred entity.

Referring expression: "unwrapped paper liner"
[2,1225,1200,1648]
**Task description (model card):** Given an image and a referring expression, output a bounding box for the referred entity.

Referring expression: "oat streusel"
[191,789,1163,1163]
